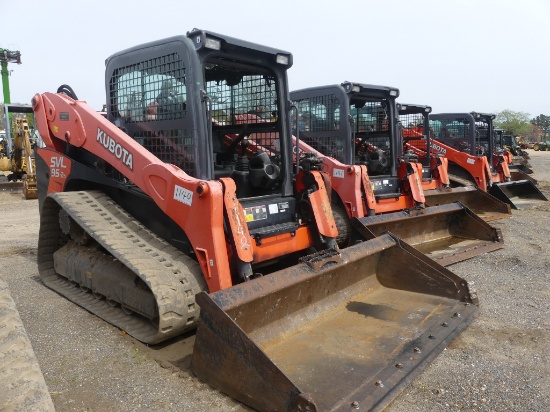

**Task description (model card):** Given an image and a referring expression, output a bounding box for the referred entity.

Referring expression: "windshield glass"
[291,94,343,162]
[429,117,475,155]
[203,60,285,195]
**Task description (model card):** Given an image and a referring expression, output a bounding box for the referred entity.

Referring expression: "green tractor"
[533,141,550,151]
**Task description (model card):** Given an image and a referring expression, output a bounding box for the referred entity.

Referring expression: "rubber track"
[38,191,206,344]
[0,280,55,412]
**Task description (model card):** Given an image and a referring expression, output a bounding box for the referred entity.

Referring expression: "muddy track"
[38,191,207,344]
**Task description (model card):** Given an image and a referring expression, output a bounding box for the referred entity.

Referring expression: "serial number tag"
[174,185,193,206]
[333,169,345,178]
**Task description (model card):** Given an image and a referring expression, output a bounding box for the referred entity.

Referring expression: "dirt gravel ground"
[0,151,548,412]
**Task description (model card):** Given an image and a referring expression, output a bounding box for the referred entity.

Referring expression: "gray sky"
[1,0,548,117]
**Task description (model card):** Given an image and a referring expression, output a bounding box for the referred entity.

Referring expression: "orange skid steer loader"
[290,83,503,266]
[428,112,547,209]
[33,31,478,411]
[399,103,511,221]
[493,128,534,177]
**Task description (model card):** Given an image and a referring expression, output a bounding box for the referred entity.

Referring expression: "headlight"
[205,37,221,50]
[276,54,289,65]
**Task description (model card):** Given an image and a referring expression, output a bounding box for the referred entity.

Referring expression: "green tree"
[523,124,543,142]
[530,114,550,138]
[494,110,532,136]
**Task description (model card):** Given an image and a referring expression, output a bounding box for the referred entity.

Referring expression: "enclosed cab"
[398,103,434,181]
[291,82,408,200]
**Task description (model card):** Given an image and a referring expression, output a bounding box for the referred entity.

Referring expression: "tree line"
[494,110,549,142]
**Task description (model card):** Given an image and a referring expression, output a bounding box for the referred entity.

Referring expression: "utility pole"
[1,48,22,104]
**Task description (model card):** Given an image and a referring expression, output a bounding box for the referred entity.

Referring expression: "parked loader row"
[289,83,504,263]
[27,29,546,411]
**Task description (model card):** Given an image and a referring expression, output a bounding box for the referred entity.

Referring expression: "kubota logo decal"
[431,142,447,155]
[96,128,133,170]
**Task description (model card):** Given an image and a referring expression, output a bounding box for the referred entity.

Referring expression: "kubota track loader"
[428,112,547,209]
[503,134,531,159]
[399,103,511,221]
[33,30,479,411]
[493,128,534,175]
[290,83,503,266]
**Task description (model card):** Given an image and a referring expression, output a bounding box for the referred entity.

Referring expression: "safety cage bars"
[110,53,187,123]
[207,71,281,158]
[134,129,195,174]
[291,94,344,163]
[429,117,473,154]
[352,101,393,175]
[474,121,491,154]
[493,129,504,149]
[109,53,195,175]
[399,112,426,151]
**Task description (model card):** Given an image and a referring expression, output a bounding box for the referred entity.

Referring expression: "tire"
[533,144,540,151]
[331,201,353,248]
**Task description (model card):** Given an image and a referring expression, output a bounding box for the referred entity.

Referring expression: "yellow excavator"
[0,104,37,199]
